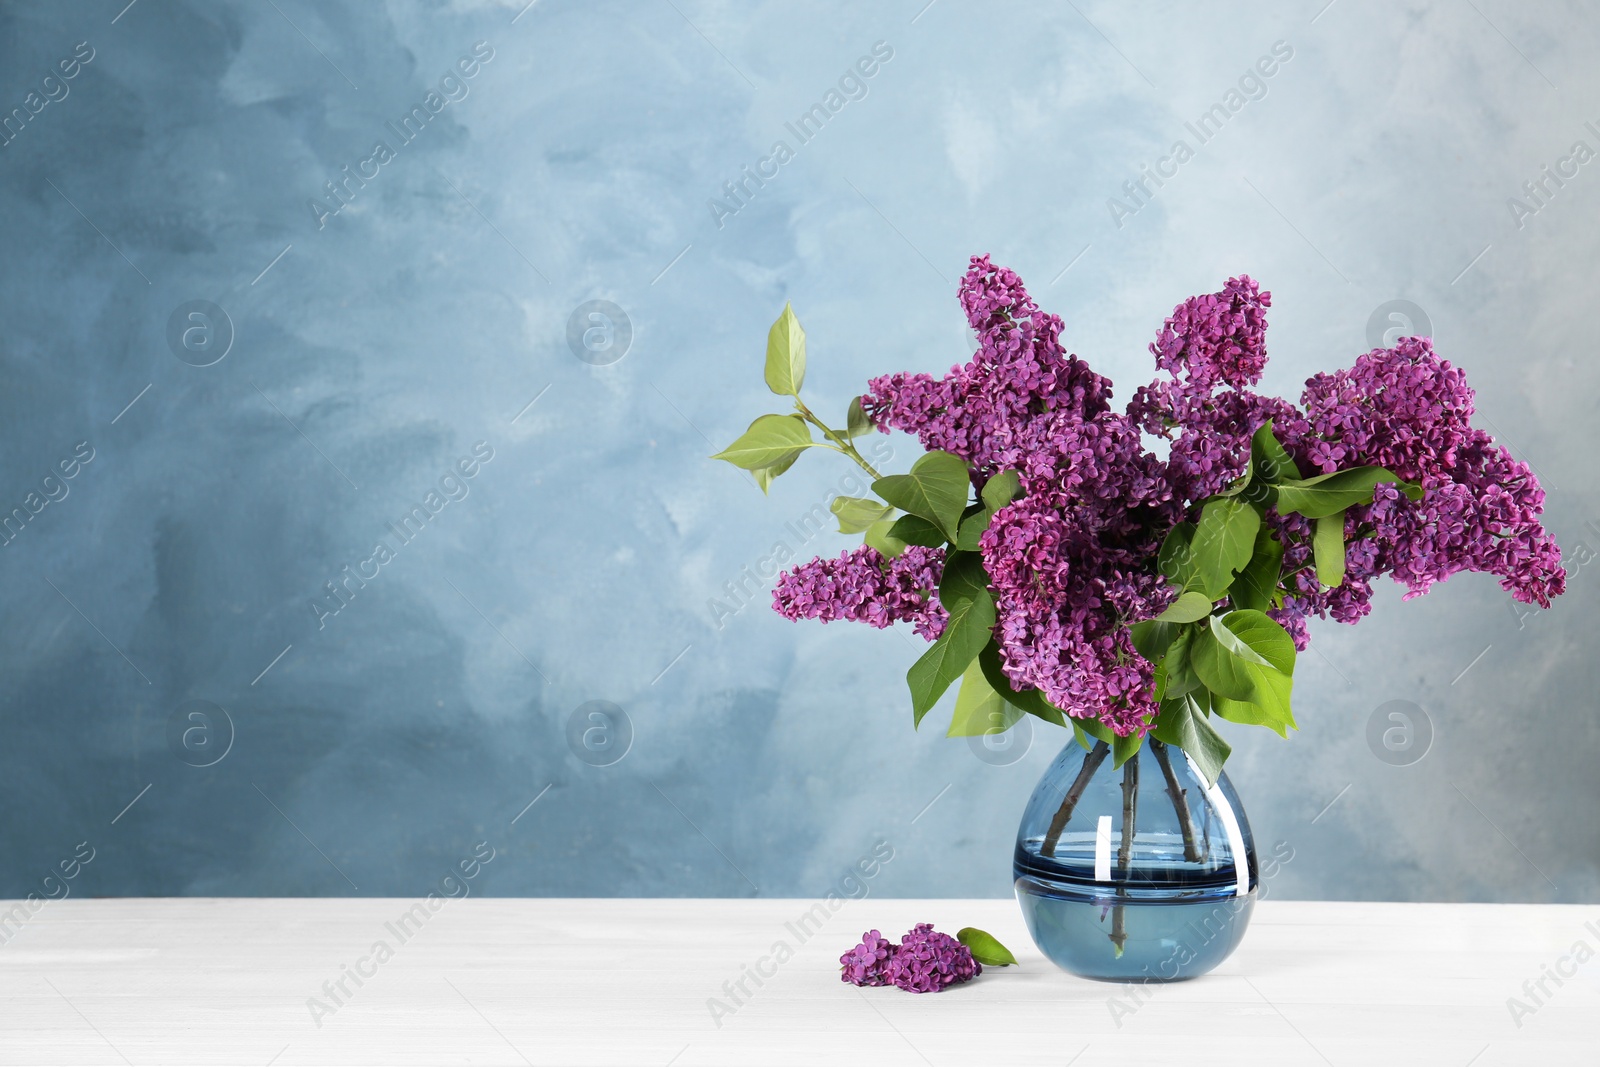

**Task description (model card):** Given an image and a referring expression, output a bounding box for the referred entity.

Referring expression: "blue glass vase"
[1014,737,1257,981]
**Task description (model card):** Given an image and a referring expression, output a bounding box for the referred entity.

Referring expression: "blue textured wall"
[1,0,1596,903]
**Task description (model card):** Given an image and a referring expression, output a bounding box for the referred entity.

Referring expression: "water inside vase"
[1015,874,1255,981]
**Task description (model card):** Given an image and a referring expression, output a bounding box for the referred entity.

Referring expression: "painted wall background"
[1,0,1596,904]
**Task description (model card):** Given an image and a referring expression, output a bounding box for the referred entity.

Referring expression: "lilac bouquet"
[714,257,1564,781]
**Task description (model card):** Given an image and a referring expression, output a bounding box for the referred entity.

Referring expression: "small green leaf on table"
[957,927,1017,967]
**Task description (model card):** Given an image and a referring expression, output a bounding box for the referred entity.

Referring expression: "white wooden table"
[0,898,1594,1065]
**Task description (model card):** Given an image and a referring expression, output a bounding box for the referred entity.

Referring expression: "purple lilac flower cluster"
[840,925,981,993]
[774,255,1565,735]
[839,929,895,986]
[1267,337,1565,642]
[855,256,1179,735]
[1127,275,1300,506]
[770,544,948,640]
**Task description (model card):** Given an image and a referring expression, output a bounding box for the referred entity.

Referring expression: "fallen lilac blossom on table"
[841,924,1014,992]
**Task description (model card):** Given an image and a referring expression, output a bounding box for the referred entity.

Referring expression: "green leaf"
[1191,497,1261,597]
[887,514,945,547]
[763,303,806,397]
[711,414,815,470]
[1151,659,1169,702]
[752,449,800,494]
[957,928,1017,967]
[1212,663,1296,737]
[1190,615,1272,701]
[1112,729,1144,768]
[1251,420,1300,484]
[846,396,874,438]
[1160,628,1202,699]
[1075,717,1115,745]
[1313,509,1347,588]
[1154,590,1214,624]
[975,641,1015,695]
[831,496,895,534]
[1151,696,1232,783]
[1020,699,1067,729]
[873,451,972,542]
[981,470,1022,512]
[955,508,992,551]
[1216,470,1253,498]
[863,518,907,559]
[1128,619,1178,663]
[947,658,1023,737]
[976,642,1065,727]
[1190,613,1297,737]
[1171,696,1232,786]
[950,471,1021,551]
[1274,465,1422,519]
[1229,526,1285,613]
[1218,609,1296,675]
[1158,522,1198,587]
[906,554,995,724]
[1212,677,1296,737]
[938,551,989,609]
[1150,698,1189,746]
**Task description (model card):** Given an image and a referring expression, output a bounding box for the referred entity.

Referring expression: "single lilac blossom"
[840,929,896,987]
